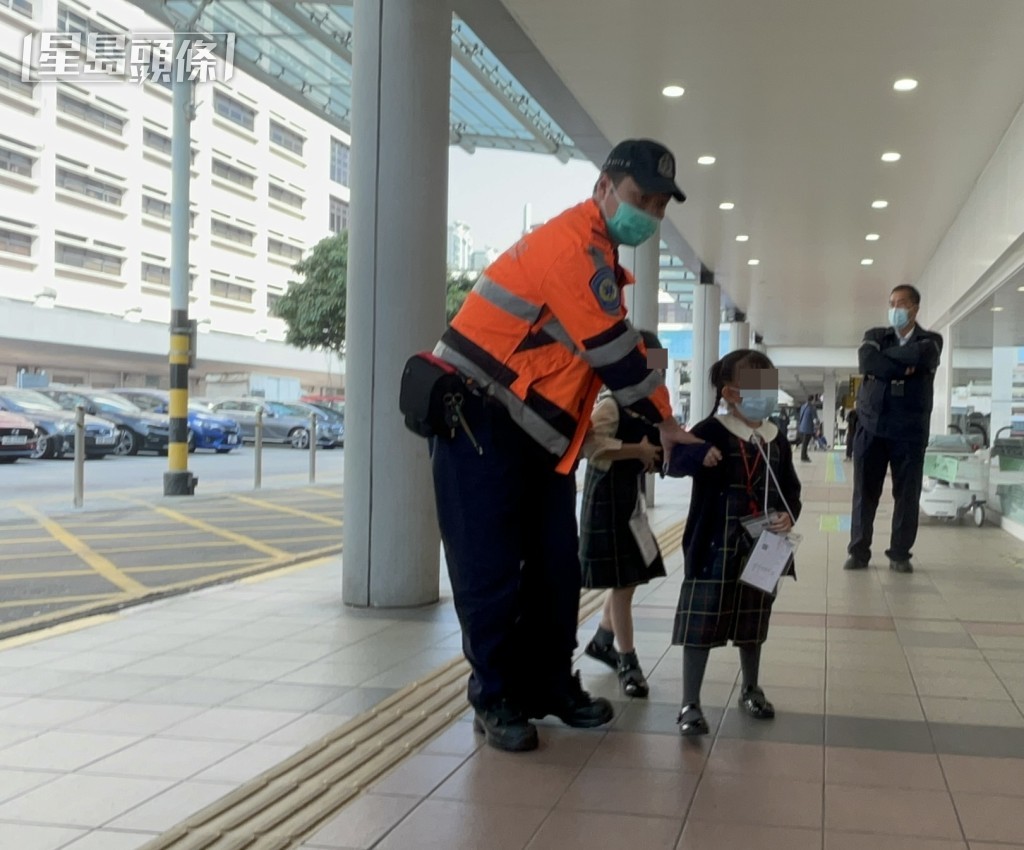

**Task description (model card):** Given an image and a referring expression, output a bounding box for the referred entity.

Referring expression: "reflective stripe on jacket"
[435,199,672,474]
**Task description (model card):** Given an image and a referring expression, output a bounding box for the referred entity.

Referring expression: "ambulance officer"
[430,139,719,752]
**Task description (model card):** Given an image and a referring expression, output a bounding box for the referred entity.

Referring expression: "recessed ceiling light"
[872,200,889,209]
[1018,285,1024,292]
[662,85,685,98]
[736,234,749,242]
[861,258,874,266]
[991,306,1004,312]
[697,155,716,165]
[893,78,918,92]
[866,234,880,241]
[748,259,759,266]
[881,152,901,163]
[719,202,735,210]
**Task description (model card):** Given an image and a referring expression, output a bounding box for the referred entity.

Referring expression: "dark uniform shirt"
[856,324,943,442]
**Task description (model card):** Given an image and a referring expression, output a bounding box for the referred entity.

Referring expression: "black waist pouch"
[399,352,466,438]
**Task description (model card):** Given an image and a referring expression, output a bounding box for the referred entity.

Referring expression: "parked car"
[0,389,118,459]
[109,389,242,453]
[296,401,345,447]
[300,394,344,416]
[205,398,334,448]
[0,410,38,462]
[279,401,343,448]
[39,389,169,456]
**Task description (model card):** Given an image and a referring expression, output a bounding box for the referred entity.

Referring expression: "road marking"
[125,557,266,574]
[228,493,343,526]
[18,506,146,594]
[0,613,118,651]
[239,555,335,585]
[0,570,95,582]
[138,503,291,560]
[0,592,116,610]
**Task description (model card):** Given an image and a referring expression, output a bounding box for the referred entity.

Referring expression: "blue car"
[110,389,242,453]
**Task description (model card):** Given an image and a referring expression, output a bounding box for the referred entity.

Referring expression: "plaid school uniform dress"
[671,415,802,648]
[579,398,666,589]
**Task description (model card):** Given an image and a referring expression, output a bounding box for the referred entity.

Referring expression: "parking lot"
[0,443,346,638]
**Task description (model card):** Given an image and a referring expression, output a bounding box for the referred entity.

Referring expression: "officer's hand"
[637,436,662,472]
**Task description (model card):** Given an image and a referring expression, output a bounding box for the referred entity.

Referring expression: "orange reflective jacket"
[434,200,672,474]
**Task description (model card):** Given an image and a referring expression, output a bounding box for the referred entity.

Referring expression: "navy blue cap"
[602,139,686,202]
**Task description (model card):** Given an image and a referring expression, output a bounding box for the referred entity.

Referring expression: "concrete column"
[343,0,452,607]
[691,278,721,425]
[729,321,751,353]
[822,370,837,447]
[930,322,953,437]
[631,231,661,503]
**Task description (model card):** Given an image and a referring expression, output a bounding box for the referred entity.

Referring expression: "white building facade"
[0,0,350,394]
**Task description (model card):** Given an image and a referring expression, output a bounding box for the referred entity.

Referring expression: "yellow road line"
[91,540,253,555]
[0,592,116,610]
[0,570,95,582]
[240,554,335,585]
[133,503,291,560]
[0,536,63,545]
[18,506,145,594]
[125,557,266,574]
[0,549,101,563]
[0,613,118,651]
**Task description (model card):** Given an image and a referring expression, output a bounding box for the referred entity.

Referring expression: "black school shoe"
[529,672,614,728]
[472,700,538,752]
[617,651,649,699]
[677,703,709,737]
[739,685,775,720]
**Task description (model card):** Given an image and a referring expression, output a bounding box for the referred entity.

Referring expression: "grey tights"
[682,644,762,708]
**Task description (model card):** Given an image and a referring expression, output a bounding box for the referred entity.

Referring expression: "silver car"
[205,398,334,449]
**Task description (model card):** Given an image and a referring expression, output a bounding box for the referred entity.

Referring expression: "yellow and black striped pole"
[163,29,197,496]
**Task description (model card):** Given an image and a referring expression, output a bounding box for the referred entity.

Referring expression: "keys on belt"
[443,392,483,455]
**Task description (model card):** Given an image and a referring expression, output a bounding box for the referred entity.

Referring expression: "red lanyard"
[738,440,763,515]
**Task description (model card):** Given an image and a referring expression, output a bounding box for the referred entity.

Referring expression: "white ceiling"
[471,0,1024,348]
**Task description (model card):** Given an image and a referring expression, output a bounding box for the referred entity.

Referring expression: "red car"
[0,410,38,463]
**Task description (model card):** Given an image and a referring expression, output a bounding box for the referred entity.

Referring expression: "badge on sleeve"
[590,267,620,314]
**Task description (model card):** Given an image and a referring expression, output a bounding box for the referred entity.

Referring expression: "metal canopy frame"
[124,0,582,157]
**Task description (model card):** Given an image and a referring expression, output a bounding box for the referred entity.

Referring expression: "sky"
[446,147,599,253]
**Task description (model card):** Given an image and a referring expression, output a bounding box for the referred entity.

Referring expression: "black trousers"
[849,427,927,562]
[800,433,812,460]
[430,394,580,712]
[846,422,857,459]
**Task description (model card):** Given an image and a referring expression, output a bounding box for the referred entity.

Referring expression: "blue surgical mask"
[736,389,778,423]
[889,306,910,330]
[605,189,659,246]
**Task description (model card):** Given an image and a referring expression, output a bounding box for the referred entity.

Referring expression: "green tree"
[446,271,477,323]
[272,231,348,355]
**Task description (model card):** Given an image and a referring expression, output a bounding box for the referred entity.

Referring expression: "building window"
[329,196,349,234]
[3,0,33,19]
[211,218,254,247]
[141,261,169,286]
[56,167,124,206]
[141,195,170,220]
[269,182,304,209]
[57,93,125,135]
[0,66,34,99]
[213,91,255,131]
[57,3,111,39]
[267,237,302,262]
[211,279,254,303]
[330,138,349,185]
[0,146,33,177]
[269,121,304,155]
[142,127,172,155]
[267,292,281,312]
[56,242,122,275]
[0,227,32,256]
[212,158,255,190]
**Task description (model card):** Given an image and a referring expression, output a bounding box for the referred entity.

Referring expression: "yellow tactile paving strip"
[137,520,685,850]
[0,487,343,640]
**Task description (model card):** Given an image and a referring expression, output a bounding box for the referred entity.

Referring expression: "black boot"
[472,699,538,752]
[530,672,614,728]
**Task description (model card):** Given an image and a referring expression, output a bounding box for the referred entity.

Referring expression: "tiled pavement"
[1,454,1023,848]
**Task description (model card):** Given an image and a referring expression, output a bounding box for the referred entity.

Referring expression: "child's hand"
[637,436,662,472]
[702,446,723,467]
[769,512,793,533]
